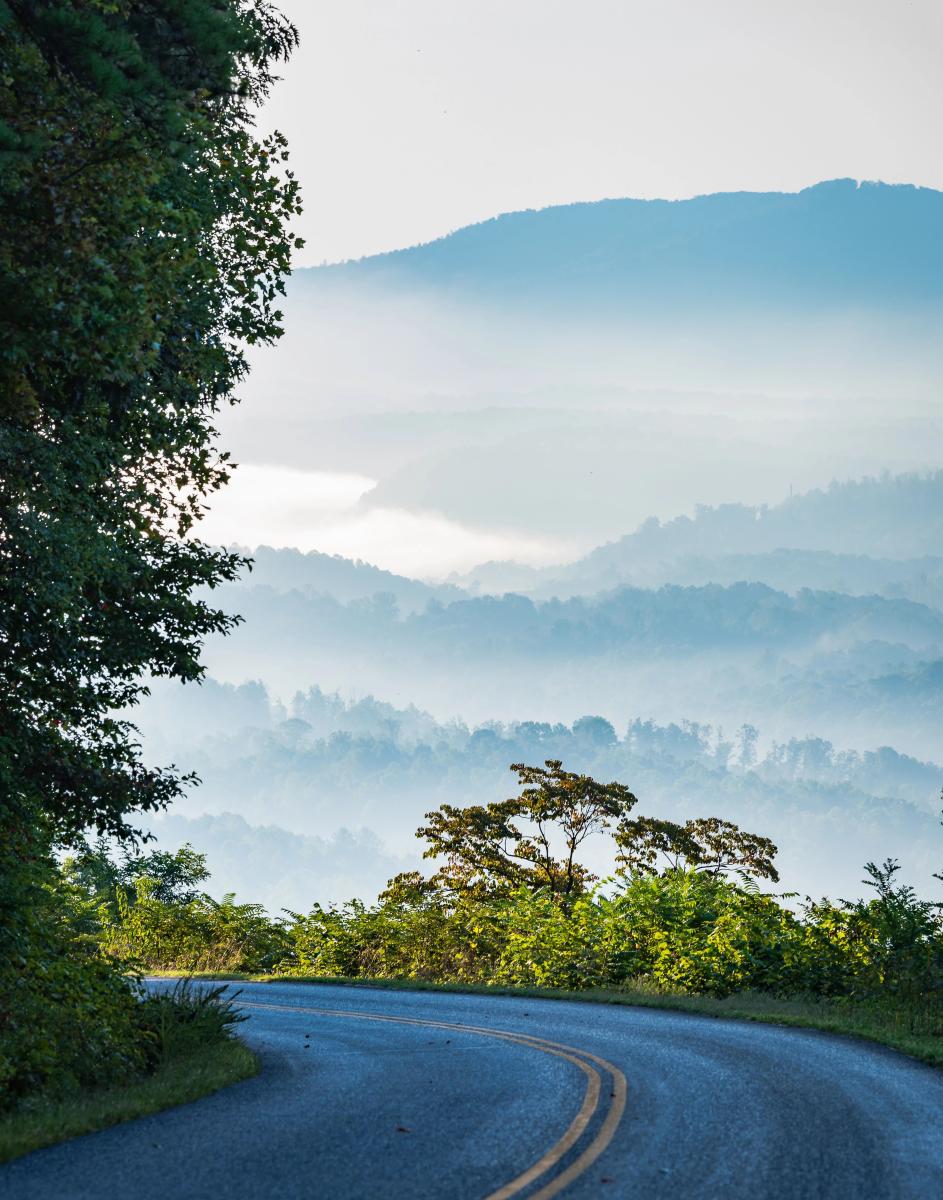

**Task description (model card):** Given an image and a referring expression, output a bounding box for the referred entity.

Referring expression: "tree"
[736,724,760,769]
[416,759,638,901]
[572,715,617,746]
[853,857,943,1000]
[0,0,300,844]
[64,840,211,911]
[614,816,780,883]
[121,844,212,905]
[0,0,299,1106]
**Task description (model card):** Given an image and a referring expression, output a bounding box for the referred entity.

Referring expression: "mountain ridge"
[298,180,943,310]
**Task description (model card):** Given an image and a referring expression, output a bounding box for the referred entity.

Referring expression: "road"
[5,980,943,1198]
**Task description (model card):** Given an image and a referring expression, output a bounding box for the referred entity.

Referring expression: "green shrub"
[0,847,144,1111]
[102,880,291,975]
[606,871,805,996]
[136,979,246,1069]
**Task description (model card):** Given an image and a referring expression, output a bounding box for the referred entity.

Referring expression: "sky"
[263,0,943,265]
[202,0,943,577]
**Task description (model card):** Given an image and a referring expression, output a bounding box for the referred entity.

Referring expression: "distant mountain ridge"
[240,546,461,612]
[460,471,943,599]
[302,180,943,311]
[570,469,943,566]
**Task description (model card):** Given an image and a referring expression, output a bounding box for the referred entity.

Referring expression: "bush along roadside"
[0,979,255,1165]
[59,763,943,1069]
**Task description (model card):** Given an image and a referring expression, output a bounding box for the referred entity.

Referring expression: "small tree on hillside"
[416,759,638,902]
[614,815,779,883]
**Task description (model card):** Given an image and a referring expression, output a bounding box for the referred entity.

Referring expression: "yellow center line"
[236,998,627,1198]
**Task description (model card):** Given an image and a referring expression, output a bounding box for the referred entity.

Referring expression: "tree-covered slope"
[462,471,943,598]
[304,180,943,312]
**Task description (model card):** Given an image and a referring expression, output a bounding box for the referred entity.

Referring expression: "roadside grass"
[0,981,258,1165]
[0,1040,256,1166]
[149,970,943,1070]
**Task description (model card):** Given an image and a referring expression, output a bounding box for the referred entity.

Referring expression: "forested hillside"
[461,471,943,597]
[128,468,943,913]
[308,180,943,313]
[136,680,942,910]
[196,580,942,758]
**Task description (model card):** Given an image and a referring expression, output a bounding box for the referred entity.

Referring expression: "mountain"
[234,184,943,549]
[194,578,943,760]
[243,546,460,612]
[304,180,943,313]
[459,471,943,598]
[138,684,943,904]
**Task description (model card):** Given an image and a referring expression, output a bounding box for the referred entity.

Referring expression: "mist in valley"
[137,182,943,914]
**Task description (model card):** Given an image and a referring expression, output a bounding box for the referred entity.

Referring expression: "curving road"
[5,980,943,1198]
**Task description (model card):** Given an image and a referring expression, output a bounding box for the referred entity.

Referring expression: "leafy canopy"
[416,759,639,900]
[614,815,780,882]
[0,0,301,841]
[0,0,299,1105]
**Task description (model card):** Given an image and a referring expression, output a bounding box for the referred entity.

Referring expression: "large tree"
[0,0,300,840]
[416,759,639,901]
[0,0,299,1103]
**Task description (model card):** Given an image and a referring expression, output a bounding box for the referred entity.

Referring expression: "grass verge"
[150,970,943,1071]
[0,1036,257,1165]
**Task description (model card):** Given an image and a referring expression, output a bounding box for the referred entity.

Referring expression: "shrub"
[0,850,144,1111]
[103,880,291,975]
[136,979,246,1069]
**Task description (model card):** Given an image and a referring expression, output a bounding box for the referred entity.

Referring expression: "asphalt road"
[5,981,943,1199]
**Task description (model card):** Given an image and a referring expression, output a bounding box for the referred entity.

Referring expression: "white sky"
[263,0,943,265]
[210,0,943,577]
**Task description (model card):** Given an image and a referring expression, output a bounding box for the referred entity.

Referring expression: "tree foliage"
[614,816,780,883]
[0,0,300,840]
[417,759,638,900]
[63,838,212,914]
[0,0,299,1107]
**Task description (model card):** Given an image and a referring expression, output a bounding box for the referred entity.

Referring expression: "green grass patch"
[0,1036,257,1165]
[158,970,943,1070]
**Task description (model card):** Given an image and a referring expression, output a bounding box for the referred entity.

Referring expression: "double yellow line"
[237,999,627,1199]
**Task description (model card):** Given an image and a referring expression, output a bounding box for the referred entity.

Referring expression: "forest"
[132,681,941,911]
[190,472,943,765]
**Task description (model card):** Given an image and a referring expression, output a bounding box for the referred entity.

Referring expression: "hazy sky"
[264,0,943,265]
[204,0,943,577]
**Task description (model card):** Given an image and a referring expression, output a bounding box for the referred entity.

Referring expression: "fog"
[211,270,943,572]
[138,184,943,911]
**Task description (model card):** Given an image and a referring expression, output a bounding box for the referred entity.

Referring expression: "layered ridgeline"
[230,471,943,605]
[235,180,943,549]
[459,469,943,598]
[131,469,943,909]
[166,186,943,914]
[198,471,943,760]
